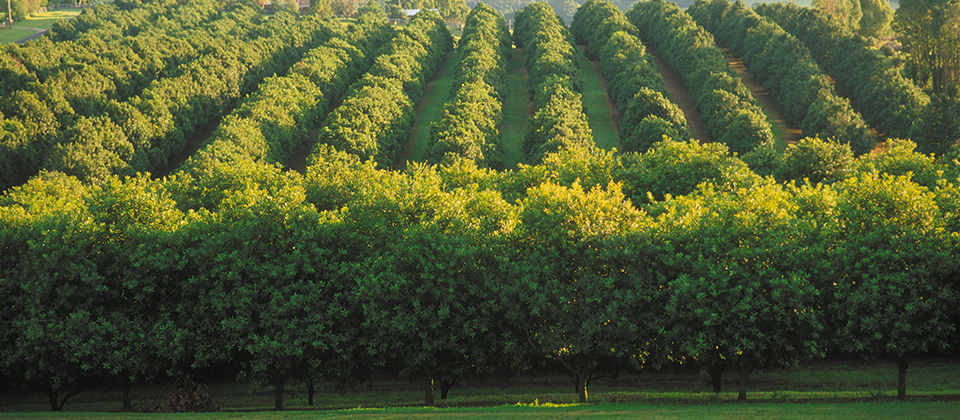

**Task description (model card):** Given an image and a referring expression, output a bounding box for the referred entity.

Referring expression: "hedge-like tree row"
[0,12,342,191]
[427,2,511,168]
[571,0,690,153]
[0,1,290,191]
[179,18,391,176]
[3,140,958,411]
[514,2,594,164]
[753,3,935,148]
[626,0,774,154]
[688,0,876,154]
[314,10,454,169]
[1,0,226,100]
[43,0,213,43]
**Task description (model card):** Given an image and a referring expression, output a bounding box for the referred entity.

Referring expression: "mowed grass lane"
[404,51,457,165]
[500,47,533,168]
[576,46,620,150]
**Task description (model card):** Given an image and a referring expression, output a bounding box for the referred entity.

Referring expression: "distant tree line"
[756,2,960,155]
[181,8,392,174]
[0,0,340,190]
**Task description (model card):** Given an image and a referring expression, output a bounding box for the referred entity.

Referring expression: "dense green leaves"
[314,11,453,169]
[4,144,960,408]
[3,1,960,411]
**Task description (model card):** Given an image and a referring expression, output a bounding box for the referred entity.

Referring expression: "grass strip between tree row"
[575,46,620,151]
[406,51,457,164]
[500,47,532,168]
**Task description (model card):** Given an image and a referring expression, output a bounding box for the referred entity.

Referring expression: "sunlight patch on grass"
[20,7,82,30]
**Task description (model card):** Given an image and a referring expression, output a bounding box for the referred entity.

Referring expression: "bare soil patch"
[721,48,802,150]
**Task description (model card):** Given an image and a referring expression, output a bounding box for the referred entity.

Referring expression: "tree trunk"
[46,390,60,411]
[269,369,286,411]
[709,361,727,393]
[306,380,315,406]
[575,367,589,403]
[895,356,909,400]
[440,379,453,400]
[46,385,83,411]
[121,375,132,411]
[424,368,436,406]
[737,362,755,401]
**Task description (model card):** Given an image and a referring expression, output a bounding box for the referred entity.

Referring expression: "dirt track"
[721,48,802,149]
[643,42,711,144]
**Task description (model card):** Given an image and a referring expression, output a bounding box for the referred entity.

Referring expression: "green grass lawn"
[18,7,82,30]
[0,27,37,44]
[0,7,82,44]
[575,46,620,151]
[500,47,532,168]
[3,359,959,416]
[1,401,958,419]
[405,52,457,164]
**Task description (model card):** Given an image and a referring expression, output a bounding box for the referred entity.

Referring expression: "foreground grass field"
[2,401,959,419]
[2,358,958,416]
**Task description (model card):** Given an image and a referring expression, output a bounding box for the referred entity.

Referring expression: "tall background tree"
[330,0,360,16]
[857,0,894,37]
[894,0,960,94]
[814,0,863,33]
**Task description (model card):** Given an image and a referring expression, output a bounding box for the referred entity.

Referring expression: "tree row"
[180,6,395,176]
[314,9,454,170]
[0,2,334,191]
[515,2,594,164]
[626,0,774,154]
[1,0,225,105]
[571,0,690,153]
[753,2,958,154]
[45,0,220,43]
[426,2,511,168]
[3,140,960,411]
[688,0,876,154]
